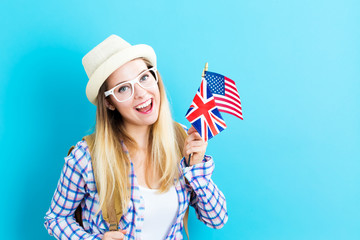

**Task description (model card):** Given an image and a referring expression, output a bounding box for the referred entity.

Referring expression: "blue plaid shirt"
[44,139,228,239]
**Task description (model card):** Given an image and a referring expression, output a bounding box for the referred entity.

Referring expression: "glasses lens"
[114,82,133,102]
[109,69,158,102]
[139,69,158,88]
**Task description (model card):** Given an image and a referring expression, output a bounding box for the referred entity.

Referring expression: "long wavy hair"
[91,58,187,216]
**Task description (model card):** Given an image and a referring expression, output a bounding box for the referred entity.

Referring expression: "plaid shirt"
[44,139,228,240]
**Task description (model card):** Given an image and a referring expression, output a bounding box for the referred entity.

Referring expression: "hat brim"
[86,44,156,105]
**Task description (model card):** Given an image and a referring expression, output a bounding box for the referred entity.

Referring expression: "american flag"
[205,71,243,120]
[185,78,227,141]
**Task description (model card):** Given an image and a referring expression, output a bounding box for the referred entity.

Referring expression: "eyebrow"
[113,68,148,87]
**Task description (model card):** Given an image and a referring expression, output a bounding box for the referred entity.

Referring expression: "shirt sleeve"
[44,141,103,240]
[181,156,228,229]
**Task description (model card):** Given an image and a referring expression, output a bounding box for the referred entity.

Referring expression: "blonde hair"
[91,58,187,216]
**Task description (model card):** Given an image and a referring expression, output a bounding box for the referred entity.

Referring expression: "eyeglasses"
[104,67,158,102]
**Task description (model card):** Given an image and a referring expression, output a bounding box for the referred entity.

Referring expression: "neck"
[124,123,151,151]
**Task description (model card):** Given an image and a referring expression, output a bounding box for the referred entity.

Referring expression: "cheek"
[155,91,161,108]
[154,87,161,101]
[156,90,161,101]
[114,102,132,116]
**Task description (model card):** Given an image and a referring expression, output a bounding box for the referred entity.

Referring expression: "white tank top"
[139,185,179,239]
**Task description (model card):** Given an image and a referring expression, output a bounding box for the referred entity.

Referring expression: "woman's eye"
[118,85,130,93]
[140,74,149,82]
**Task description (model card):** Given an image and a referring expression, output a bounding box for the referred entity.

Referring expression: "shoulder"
[65,139,92,174]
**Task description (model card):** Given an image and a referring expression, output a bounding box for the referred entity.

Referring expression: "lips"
[135,99,152,109]
[135,98,153,113]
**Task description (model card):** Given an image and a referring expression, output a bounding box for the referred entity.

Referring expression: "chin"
[132,110,160,127]
[146,112,160,126]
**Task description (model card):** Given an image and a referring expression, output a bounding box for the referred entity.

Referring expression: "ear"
[104,98,116,111]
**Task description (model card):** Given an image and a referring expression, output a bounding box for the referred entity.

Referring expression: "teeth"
[135,99,152,109]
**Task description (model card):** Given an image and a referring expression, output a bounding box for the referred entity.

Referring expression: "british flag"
[185,78,227,141]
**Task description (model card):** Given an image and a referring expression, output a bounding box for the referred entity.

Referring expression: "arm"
[181,127,228,229]
[181,156,228,229]
[44,141,103,240]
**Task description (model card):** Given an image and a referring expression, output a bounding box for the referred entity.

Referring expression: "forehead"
[106,59,148,88]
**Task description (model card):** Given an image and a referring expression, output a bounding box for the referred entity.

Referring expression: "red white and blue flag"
[205,71,243,120]
[185,78,227,141]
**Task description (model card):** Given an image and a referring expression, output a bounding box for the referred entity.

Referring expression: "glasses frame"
[104,67,158,103]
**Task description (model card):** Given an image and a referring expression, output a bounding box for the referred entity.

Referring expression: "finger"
[185,146,206,156]
[185,146,193,156]
[187,126,198,135]
[186,131,204,143]
[108,231,125,239]
[186,140,205,148]
[184,140,207,154]
[191,130,204,141]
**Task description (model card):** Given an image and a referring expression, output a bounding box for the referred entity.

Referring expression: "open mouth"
[135,98,153,113]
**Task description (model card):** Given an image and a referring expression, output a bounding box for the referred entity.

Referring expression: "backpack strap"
[67,146,75,155]
[107,197,118,231]
[184,197,190,240]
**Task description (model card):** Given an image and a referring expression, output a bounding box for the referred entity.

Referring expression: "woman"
[44,34,228,240]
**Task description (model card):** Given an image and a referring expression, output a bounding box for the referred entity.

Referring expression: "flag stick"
[202,62,208,78]
[187,62,209,167]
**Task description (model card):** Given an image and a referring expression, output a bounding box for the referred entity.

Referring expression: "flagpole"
[202,62,208,78]
[187,62,209,167]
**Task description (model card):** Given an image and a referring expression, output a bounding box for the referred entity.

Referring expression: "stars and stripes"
[205,71,243,120]
[185,78,227,141]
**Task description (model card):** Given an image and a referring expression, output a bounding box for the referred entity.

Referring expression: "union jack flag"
[185,78,227,141]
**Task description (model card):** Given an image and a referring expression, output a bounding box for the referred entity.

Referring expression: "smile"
[135,99,153,113]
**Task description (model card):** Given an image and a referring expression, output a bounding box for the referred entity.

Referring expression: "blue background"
[1,0,359,239]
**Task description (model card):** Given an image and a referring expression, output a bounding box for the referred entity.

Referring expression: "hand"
[102,230,127,240]
[183,126,208,166]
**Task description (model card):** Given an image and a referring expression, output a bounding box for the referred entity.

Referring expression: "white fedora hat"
[82,35,157,105]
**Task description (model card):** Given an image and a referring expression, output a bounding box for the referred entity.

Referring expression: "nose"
[133,82,147,98]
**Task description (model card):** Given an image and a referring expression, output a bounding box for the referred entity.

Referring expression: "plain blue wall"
[1,0,359,239]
